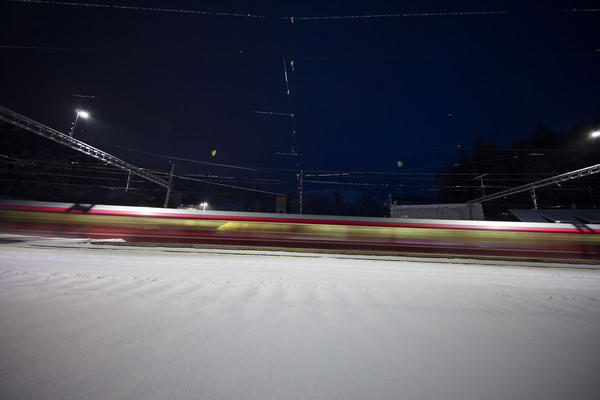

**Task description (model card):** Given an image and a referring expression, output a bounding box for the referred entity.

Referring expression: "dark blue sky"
[1,0,599,197]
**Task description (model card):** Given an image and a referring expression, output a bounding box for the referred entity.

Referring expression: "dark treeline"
[0,125,166,206]
[435,114,600,219]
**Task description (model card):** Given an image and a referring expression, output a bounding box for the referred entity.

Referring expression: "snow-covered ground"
[1,236,599,400]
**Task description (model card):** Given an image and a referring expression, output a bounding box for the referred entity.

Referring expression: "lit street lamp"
[69,109,89,136]
[591,130,600,138]
[199,202,208,211]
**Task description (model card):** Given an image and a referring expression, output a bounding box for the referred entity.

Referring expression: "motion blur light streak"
[1,199,598,261]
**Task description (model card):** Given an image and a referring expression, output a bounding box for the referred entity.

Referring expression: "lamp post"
[70,109,89,136]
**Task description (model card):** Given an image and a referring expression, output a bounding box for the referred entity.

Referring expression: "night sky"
[1,0,599,199]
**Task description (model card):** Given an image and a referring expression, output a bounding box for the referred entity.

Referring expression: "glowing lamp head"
[591,131,600,138]
[78,110,89,118]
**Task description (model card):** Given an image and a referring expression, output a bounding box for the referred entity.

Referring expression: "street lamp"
[591,130,600,138]
[199,202,208,211]
[70,109,89,136]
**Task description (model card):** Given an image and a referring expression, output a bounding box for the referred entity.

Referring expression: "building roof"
[509,209,600,224]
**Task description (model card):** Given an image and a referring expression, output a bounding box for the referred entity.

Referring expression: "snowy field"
[1,236,600,400]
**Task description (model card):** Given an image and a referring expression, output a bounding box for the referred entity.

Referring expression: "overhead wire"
[12,0,599,19]
[2,4,593,60]
[96,142,261,172]
[7,0,268,18]
[287,10,509,21]
[176,174,285,197]
[3,140,596,186]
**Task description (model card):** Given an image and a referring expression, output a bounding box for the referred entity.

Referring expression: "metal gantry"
[468,164,600,206]
[0,105,169,189]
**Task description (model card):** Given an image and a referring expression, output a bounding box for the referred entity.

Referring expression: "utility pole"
[530,188,538,210]
[298,169,303,214]
[164,161,175,208]
[125,171,131,192]
[474,173,487,197]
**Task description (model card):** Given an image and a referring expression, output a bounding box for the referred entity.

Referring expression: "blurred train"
[1,198,599,262]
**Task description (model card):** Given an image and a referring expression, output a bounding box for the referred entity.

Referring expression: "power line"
[287,11,508,21]
[563,9,600,13]
[98,142,261,172]
[6,136,597,184]
[176,174,285,197]
[8,0,267,18]
[8,1,512,20]
[13,0,599,20]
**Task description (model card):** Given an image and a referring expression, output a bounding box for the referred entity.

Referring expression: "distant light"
[199,202,208,211]
[78,110,89,119]
[591,131,600,138]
